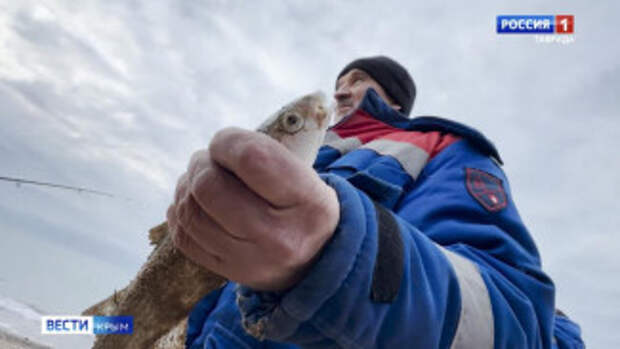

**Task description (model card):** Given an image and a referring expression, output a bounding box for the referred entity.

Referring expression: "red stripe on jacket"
[332,110,460,160]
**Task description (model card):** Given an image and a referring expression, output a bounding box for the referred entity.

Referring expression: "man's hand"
[167,127,340,291]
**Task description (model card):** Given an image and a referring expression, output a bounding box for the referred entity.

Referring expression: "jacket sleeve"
[236,140,557,348]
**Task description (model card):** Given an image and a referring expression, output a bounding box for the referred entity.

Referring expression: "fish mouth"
[306,91,331,128]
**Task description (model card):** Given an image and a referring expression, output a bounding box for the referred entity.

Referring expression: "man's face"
[334,68,401,122]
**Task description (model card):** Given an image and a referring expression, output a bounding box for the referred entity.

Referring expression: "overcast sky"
[0,1,618,347]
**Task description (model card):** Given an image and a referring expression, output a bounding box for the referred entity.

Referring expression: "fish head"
[257,91,331,166]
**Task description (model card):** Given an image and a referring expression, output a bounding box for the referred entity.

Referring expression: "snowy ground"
[0,295,94,349]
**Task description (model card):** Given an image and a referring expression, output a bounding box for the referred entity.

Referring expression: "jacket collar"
[331,88,504,165]
[332,88,411,131]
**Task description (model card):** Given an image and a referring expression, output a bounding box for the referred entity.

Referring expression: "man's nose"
[334,87,351,102]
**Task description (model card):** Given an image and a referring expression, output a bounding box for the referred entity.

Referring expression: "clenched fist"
[167,127,340,291]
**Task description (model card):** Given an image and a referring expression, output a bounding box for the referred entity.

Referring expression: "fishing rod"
[0,175,116,198]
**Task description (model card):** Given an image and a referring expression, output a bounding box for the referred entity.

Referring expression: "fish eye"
[280,113,304,133]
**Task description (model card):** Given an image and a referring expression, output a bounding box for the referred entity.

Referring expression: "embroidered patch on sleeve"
[465,168,508,212]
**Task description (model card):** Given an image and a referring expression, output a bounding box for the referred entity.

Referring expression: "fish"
[82,91,331,349]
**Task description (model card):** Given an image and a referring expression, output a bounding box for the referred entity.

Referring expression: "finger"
[166,204,178,232]
[174,210,289,290]
[175,173,197,228]
[190,159,277,240]
[209,127,319,207]
[174,172,190,205]
[174,196,283,287]
[172,224,223,272]
[176,194,251,254]
[187,149,210,180]
[173,150,210,227]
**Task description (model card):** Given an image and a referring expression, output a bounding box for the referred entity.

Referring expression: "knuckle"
[166,204,177,226]
[259,211,303,264]
[192,165,215,188]
[283,238,303,263]
[176,172,189,188]
[189,149,208,166]
[272,227,302,265]
[210,127,239,149]
[172,227,188,249]
[305,185,334,223]
[175,198,186,224]
[190,167,218,203]
[209,253,224,270]
[176,195,199,231]
[261,206,280,227]
[188,149,209,176]
[174,173,189,203]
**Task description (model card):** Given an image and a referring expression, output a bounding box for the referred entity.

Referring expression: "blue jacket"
[185,89,584,348]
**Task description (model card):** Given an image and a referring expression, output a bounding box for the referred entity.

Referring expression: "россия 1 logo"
[497,15,574,34]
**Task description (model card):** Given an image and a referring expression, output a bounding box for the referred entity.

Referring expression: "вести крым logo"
[41,315,133,335]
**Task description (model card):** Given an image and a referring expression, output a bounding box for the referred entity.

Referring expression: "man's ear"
[391,104,402,111]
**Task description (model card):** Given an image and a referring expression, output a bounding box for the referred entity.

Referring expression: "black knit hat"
[336,55,416,116]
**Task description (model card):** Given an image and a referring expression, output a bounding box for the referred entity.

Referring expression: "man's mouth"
[336,104,353,114]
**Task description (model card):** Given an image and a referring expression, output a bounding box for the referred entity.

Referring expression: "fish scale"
[82,91,331,349]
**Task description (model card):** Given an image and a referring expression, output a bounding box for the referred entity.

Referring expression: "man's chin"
[335,107,352,120]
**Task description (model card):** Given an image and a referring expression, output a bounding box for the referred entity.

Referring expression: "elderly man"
[171,56,584,348]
